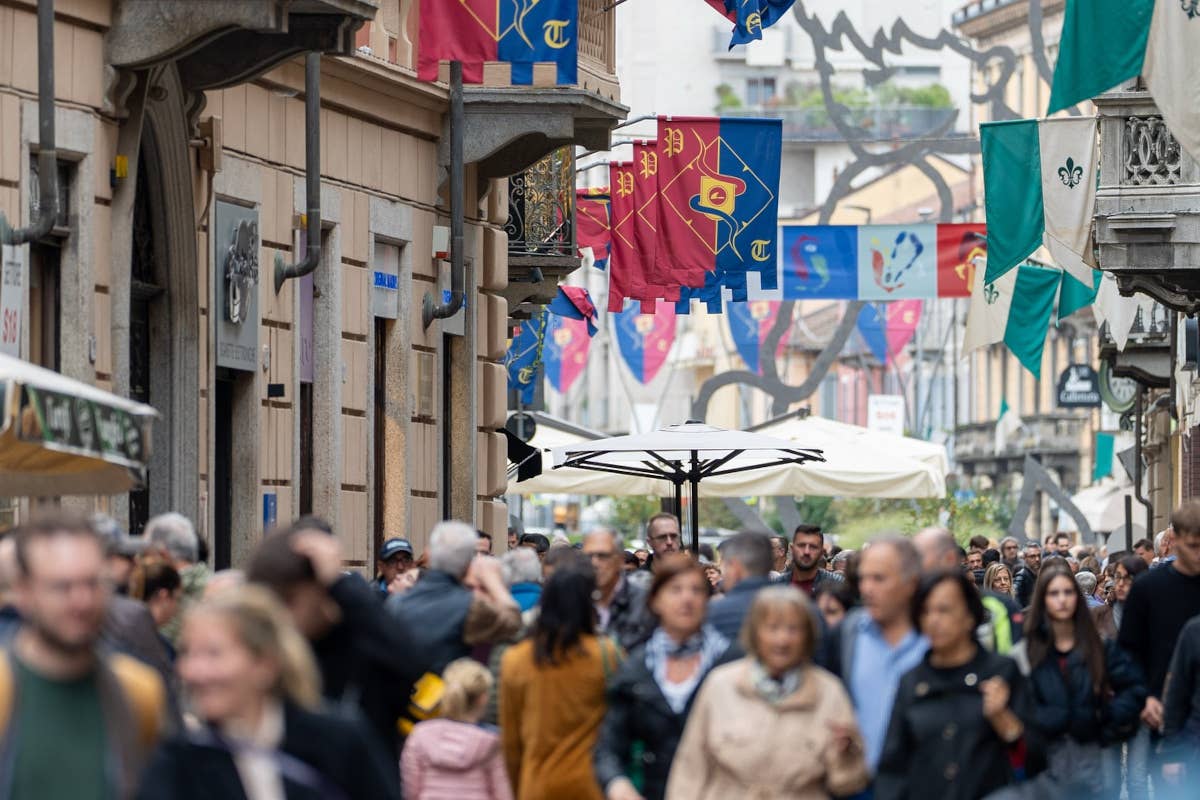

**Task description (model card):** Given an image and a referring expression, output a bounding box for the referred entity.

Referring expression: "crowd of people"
[3,503,1200,799]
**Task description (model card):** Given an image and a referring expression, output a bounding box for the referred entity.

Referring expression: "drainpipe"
[2,0,57,245]
[423,60,465,329]
[274,52,322,293]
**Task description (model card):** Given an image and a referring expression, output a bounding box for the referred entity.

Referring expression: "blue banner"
[781,225,858,299]
[504,311,547,404]
[856,304,888,364]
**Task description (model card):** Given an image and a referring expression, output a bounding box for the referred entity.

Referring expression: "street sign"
[0,244,24,357]
[867,394,905,436]
[506,412,537,443]
[1056,364,1102,408]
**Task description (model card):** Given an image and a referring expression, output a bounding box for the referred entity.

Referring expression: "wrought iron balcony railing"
[506,148,575,260]
[955,413,1087,461]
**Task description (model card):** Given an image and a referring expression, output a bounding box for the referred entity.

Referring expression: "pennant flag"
[963,261,1063,378]
[995,398,1024,453]
[1057,268,1101,322]
[1093,271,1144,351]
[781,225,858,299]
[1093,432,1116,482]
[607,161,646,312]
[858,224,938,300]
[576,188,611,271]
[936,223,987,298]
[656,116,782,308]
[417,0,578,85]
[543,313,591,395]
[548,286,599,337]
[981,117,1098,285]
[1049,0,1200,163]
[855,301,923,366]
[728,300,785,374]
[856,304,888,365]
[505,311,548,404]
[634,140,672,307]
[614,300,677,384]
[705,0,798,49]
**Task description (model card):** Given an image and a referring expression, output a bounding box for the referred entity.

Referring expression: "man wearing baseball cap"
[375,537,415,597]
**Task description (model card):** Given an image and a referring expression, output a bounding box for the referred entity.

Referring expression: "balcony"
[955,412,1087,485]
[501,148,579,319]
[1098,299,1172,389]
[107,0,376,97]
[723,106,960,144]
[1094,88,1200,314]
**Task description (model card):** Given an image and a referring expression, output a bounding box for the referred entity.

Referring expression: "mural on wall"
[215,200,260,372]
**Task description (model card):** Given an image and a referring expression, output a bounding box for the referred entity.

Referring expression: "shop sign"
[370,242,400,319]
[19,386,146,467]
[0,245,24,357]
[1057,364,1102,408]
[215,200,260,372]
[867,394,906,436]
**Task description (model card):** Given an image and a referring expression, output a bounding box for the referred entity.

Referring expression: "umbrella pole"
[690,450,700,555]
[673,478,683,522]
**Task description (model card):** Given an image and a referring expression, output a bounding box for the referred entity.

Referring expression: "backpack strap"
[107,653,166,751]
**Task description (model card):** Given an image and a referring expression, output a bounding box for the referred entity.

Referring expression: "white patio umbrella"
[506,415,665,497]
[0,353,156,495]
[552,421,825,551]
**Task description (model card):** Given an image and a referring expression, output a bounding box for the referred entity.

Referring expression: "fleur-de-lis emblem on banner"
[1058,157,1083,188]
[984,282,999,305]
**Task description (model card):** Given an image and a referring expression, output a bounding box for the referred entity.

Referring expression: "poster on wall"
[214,200,260,372]
[0,244,24,357]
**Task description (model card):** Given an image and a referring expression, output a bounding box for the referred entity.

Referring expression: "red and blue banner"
[417,0,578,85]
[855,300,924,366]
[728,300,787,374]
[614,300,677,384]
[607,161,647,312]
[543,313,590,394]
[548,286,598,337]
[576,188,611,271]
[706,0,798,49]
[768,223,989,301]
[656,116,782,313]
[634,140,672,306]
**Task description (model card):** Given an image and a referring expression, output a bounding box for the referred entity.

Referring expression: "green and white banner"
[981,117,1098,285]
[1049,0,1200,164]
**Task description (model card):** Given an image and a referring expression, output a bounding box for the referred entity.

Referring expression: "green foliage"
[608,496,660,542]
[714,83,743,112]
[699,498,743,531]
[783,81,952,110]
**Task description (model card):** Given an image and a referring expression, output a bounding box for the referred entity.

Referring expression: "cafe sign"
[1056,364,1102,409]
[18,386,149,469]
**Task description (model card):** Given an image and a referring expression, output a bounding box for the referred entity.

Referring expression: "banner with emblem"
[727,300,786,374]
[607,161,646,312]
[575,188,611,271]
[706,0,798,49]
[542,313,591,394]
[614,300,677,384]
[935,223,986,298]
[505,312,548,404]
[417,0,577,85]
[655,116,782,313]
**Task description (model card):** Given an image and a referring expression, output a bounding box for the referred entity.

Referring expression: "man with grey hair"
[388,520,521,675]
[999,535,1023,572]
[144,512,209,645]
[912,526,960,573]
[707,531,775,641]
[583,527,654,650]
[501,546,542,611]
[824,536,927,776]
[1075,570,1103,607]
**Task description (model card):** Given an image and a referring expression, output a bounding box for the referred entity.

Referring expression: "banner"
[505,312,547,404]
[728,300,785,374]
[706,0,798,49]
[575,188,611,271]
[656,116,781,311]
[634,140,672,305]
[855,300,923,365]
[417,0,578,85]
[614,300,677,384]
[607,161,644,312]
[764,222,991,301]
[543,313,590,395]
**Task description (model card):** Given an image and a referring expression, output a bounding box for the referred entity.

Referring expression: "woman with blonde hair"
[402,659,512,799]
[665,586,869,800]
[984,563,1015,598]
[136,586,400,800]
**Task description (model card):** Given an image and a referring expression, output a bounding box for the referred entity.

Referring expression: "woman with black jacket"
[136,586,401,800]
[594,554,732,800]
[1001,562,1146,799]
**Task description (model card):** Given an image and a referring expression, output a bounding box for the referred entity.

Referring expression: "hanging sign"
[0,244,24,357]
[214,201,260,372]
[867,394,906,436]
[1056,364,1102,408]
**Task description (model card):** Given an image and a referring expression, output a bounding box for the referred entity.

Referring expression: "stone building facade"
[0,0,623,567]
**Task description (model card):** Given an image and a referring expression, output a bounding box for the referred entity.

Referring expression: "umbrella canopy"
[506,415,665,497]
[552,421,825,549]
[0,353,156,495]
[1063,477,1138,534]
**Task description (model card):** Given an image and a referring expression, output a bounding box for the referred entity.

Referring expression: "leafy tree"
[714,84,743,112]
[607,496,660,542]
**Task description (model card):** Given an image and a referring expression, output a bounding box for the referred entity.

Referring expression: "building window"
[746,77,777,106]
